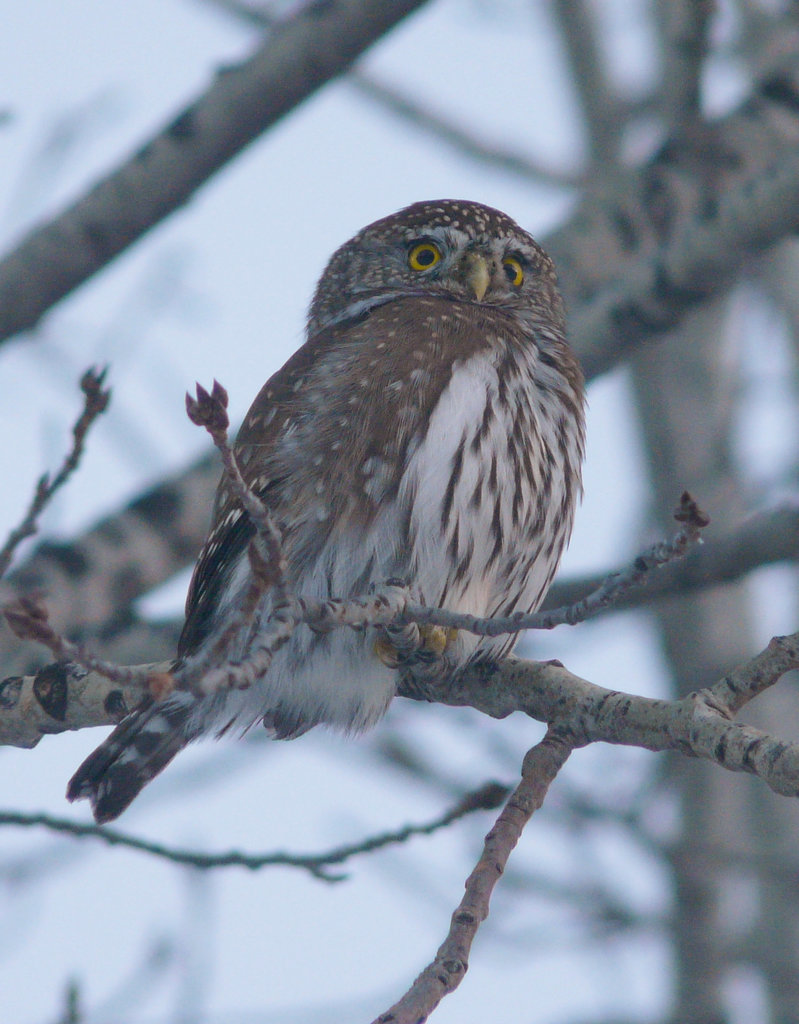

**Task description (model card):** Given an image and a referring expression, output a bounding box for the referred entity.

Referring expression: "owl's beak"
[462,252,490,301]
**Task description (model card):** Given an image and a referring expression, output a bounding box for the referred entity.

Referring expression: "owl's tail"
[66,693,197,823]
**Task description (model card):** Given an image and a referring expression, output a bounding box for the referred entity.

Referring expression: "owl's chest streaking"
[400,329,582,636]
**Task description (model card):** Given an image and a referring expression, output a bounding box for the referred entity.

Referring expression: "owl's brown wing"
[177,330,335,656]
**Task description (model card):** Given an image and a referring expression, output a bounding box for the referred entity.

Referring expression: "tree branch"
[0,659,167,748]
[372,730,574,1022]
[543,505,799,614]
[549,45,799,376]
[400,631,799,798]
[203,0,584,188]
[0,369,110,579]
[4,628,799,803]
[0,453,219,657]
[551,0,623,162]
[0,0,430,342]
[0,782,507,881]
[659,0,714,134]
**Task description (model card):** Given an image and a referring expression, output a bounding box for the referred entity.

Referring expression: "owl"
[68,199,585,822]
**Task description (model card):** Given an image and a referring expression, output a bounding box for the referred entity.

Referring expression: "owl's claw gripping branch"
[375,624,459,669]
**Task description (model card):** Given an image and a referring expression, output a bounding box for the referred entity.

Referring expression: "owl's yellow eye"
[502,256,524,287]
[408,241,442,271]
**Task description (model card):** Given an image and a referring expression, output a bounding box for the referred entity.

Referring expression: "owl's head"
[308,199,564,336]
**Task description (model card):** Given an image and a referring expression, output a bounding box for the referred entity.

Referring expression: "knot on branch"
[674,490,710,529]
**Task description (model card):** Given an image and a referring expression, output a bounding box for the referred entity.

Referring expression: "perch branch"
[401,631,799,798]
[3,632,798,802]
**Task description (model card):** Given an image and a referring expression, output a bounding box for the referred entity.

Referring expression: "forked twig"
[4,595,160,690]
[0,368,110,579]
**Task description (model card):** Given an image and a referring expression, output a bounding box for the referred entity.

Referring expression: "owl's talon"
[374,634,402,668]
[418,624,458,657]
[374,624,458,668]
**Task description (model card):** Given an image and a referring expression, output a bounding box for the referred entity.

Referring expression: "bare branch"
[544,504,799,615]
[347,72,583,189]
[0,782,507,881]
[4,595,158,692]
[552,0,623,161]
[400,491,708,636]
[550,46,799,377]
[710,633,799,716]
[0,368,110,579]
[186,380,286,595]
[203,0,583,188]
[402,631,799,798]
[0,454,219,659]
[0,661,161,749]
[373,731,573,1022]
[5,625,798,804]
[659,0,714,133]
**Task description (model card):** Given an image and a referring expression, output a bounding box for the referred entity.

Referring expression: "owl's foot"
[419,623,459,656]
[374,624,458,668]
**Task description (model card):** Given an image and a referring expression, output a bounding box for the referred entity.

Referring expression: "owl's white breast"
[398,340,579,660]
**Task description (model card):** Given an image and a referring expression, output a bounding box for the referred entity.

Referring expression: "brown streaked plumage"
[68,199,586,823]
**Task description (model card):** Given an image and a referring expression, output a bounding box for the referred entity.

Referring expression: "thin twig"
[0,783,507,882]
[185,380,286,596]
[182,381,289,686]
[400,491,709,637]
[0,368,110,579]
[373,731,573,1022]
[4,595,155,689]
[542,504,799,615]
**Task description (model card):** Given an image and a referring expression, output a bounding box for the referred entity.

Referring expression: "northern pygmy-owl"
[68,199,585,822]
